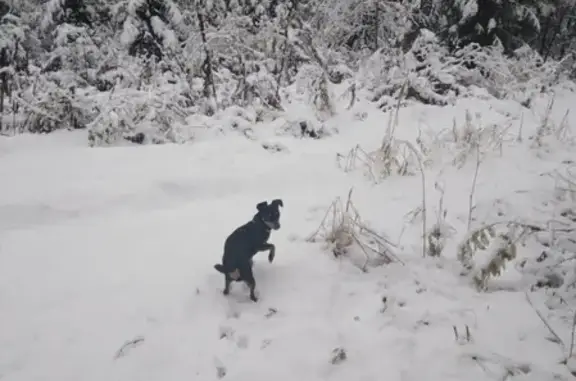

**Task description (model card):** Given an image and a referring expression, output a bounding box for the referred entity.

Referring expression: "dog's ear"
[271,199,284,208]
[256,201,268,212]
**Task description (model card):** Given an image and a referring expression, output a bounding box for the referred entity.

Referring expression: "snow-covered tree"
[409,0,547,54]
[311,0,414,52]
[0,1,32,132]
[115,0,185,59]
[1,0,575,142]
[532,0,576,60]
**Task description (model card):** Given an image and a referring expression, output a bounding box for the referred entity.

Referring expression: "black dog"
[214,199,283,302]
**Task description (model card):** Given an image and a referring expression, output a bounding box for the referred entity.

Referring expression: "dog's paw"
[250,294,258,302]
[268,252,275,263]
[223,288,230,296]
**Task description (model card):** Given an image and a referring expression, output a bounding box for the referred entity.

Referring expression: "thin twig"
[345,187,354,213]
[468,146,481,230]
[114,336,145,360]
[525,292,565,350]
[397,139,427,257]
[568,309,576,359]
[351,233,371,272]
[307,199,339,241]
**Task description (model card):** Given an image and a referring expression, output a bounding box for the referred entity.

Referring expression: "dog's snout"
[274,222,281,230]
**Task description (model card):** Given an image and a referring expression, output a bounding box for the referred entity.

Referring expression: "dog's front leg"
[258,243,276,263]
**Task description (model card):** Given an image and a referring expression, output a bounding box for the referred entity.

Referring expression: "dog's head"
[256,199,283,230]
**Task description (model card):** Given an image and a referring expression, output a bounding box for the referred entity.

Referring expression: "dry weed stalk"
[569,310,576,362]
[336,140,428,258]
[453,325,473,344]
[553,166,576,202]
[336,80,419,182]
[312,73,334,119]
[427,181,455,257]
[534,95,556,147]
[335,86,429,258]
[423,110,511,169]
[307,188,403,271]
[396,139,428,258]
[336,133,425,182]
[467,144,482,231]
[556,110,571,141]
[532,95,572,147]
[336,144,379,182]
[381,80,407,149]
[339,83,356,110]
[517,112,524,142]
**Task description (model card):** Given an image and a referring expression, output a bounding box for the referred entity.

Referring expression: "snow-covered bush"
[14,73,94,133]
[42,23,102,84]
[356,46,406,109]
[223,63,281,111]
[337,89,426,183]
[450,43,568,105]
[293,63,335,122]
[276,119,333,139]
[419,109,513,168]
[360,28,573,112]
[87,82,191,146]
[363,29,467,110]
[337,138,425,183]
[338,145,424,187]
[517,168,576,299]
[307,189,400,272]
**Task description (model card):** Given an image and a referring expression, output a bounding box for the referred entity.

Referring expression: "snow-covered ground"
[1,90,576,381]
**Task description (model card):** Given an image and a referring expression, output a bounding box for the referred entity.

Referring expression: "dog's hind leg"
[223,274,232,295]
[239,264,258,302]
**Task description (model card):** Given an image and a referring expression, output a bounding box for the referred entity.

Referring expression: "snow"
[1,89,576,381]
[120,17,139,47]
[457,0,479,22]
[151,16,178,49]
[488,18,496,32]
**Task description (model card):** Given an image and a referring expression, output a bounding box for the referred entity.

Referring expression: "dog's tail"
[214,264,226,274]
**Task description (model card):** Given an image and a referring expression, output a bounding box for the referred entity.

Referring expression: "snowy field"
[1,89,576,381]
